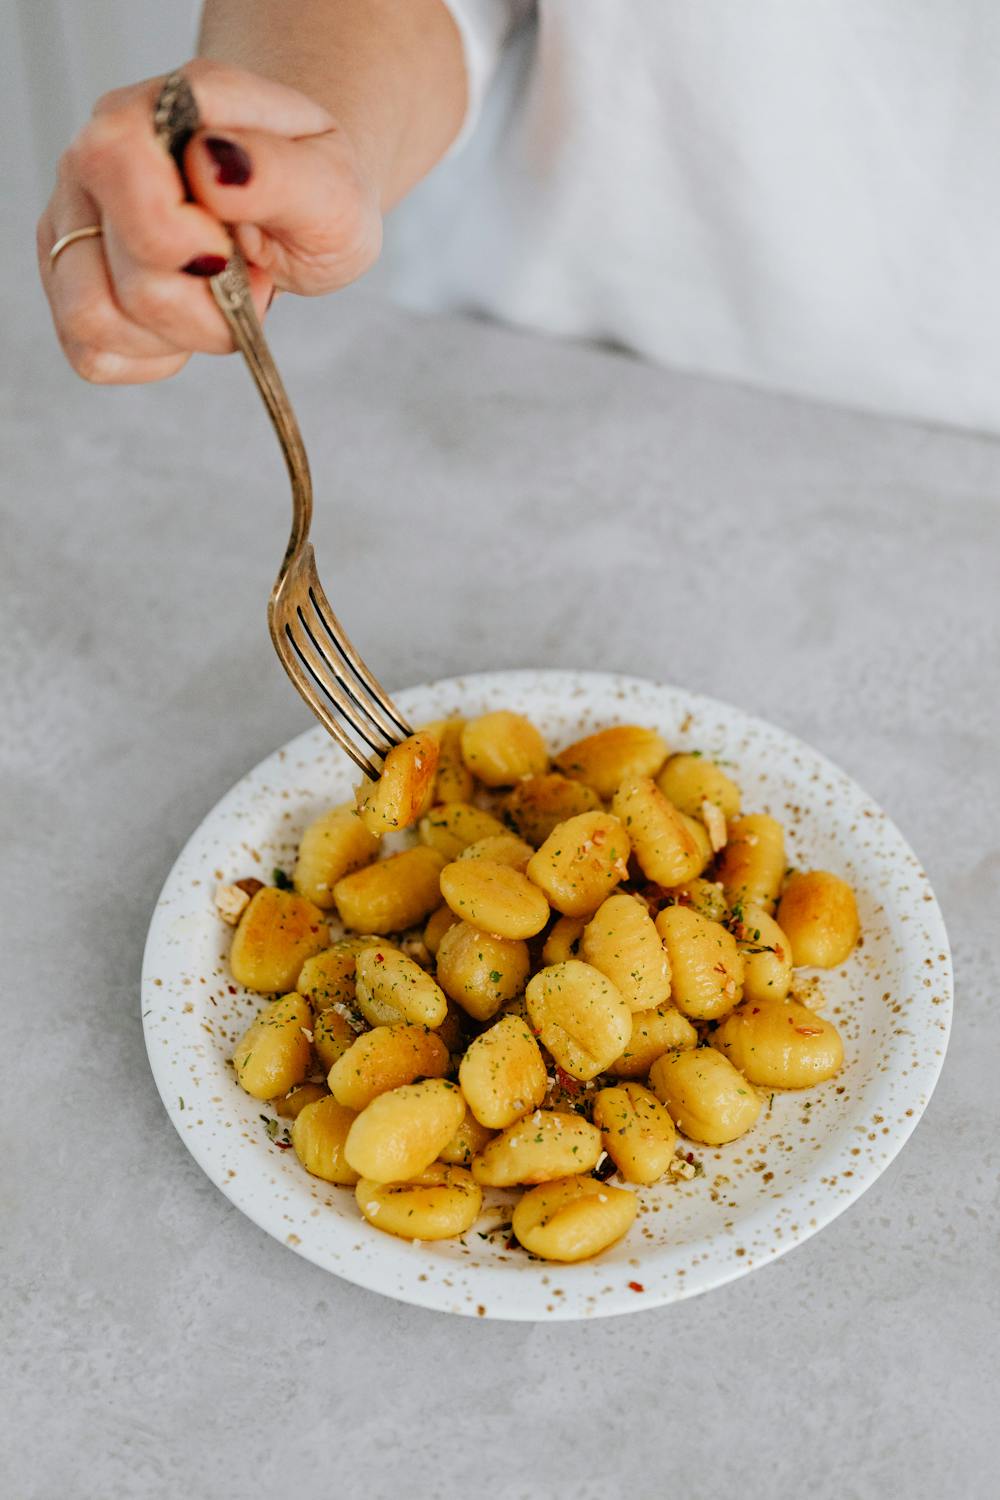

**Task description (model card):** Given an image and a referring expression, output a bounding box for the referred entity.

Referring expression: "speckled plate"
[142,670,951,1319]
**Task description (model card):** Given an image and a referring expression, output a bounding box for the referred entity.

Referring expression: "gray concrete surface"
[3,246,998,1498]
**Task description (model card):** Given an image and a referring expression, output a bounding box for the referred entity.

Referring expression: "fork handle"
[152,71,313,552]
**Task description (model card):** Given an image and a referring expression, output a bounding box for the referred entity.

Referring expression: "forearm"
[198,0,467,209]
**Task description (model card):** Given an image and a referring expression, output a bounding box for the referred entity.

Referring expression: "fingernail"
[204,136,252,186]
[183,254,228,277]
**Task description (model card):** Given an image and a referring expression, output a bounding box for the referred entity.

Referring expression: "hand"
[37,60,383,385]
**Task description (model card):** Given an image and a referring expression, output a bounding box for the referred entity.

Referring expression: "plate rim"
[141,668,953,1320]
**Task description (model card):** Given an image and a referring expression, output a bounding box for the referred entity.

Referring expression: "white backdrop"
[7,0,197,222]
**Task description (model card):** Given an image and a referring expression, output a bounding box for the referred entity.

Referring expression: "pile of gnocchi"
[218,712,860,1264]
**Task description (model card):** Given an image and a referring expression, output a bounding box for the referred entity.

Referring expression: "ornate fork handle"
[153,71,312,560]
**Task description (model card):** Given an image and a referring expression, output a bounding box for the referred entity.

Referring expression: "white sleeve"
[439,0,529,151]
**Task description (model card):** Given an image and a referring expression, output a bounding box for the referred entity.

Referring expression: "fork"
[153,71,412,779]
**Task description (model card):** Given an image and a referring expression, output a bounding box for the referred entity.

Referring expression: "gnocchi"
[512,1176,638,1262]
[224,707,862,1266]
[526,811,631,918]
[777,870,861,968]
[471,1109,602,1186]
[344,1078,466,1182]
[611,777,707,887]
[439,858,549,940]
[356,730,439,836]
[356,1164,483,1241]
[580,892,671,1012]
[554,724,669,798]
[292,1096,359,1185]
[293,804,379,908]
[649,1048,761,1145]
[327,1024,449,1111]
[435,921,531,1020]
[458,1014,548,1128]
[711,996,844,1087]
[593,1082,677,1185]
[334,845,445,934]
[230,887,330,994]
[525,960,631,1081]
[460,710,548,786]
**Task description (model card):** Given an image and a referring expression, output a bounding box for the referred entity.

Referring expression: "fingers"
[38,181,191,384]
[102,218,273,355]
[183,126,381,292]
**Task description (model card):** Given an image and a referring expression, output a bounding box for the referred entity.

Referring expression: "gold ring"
[49,224,103,269]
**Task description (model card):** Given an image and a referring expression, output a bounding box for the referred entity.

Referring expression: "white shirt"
[371,1,1000,433]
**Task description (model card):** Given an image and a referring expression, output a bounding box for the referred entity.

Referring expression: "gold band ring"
[49,224,103,269]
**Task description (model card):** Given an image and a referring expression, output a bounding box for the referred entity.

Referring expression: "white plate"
[142,670,952,1320]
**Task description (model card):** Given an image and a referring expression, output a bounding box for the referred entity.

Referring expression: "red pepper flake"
[555,1065,582,1095]
[274,1140,292,1150]
[234,877,264,898]
[375,952,385,964]
[627,1280,645,1293]
[685,1152,696,1164]
[227,985,237,995]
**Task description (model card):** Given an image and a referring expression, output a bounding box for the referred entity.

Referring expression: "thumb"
[183,126,381,293]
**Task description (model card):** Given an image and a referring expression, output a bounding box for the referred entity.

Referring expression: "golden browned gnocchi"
[593,1082,677,1184]
[418,801,507,860]
[354,945,447,1028]
[225,709,861,1266]
[458,1014,547,1127]
[655,753,741,820]
[312,1005,359,1071]
[611,777,707,887]
[356,730,439,836]
[654,904,744,1020]
[512,1176,638,1262]
[460,710,548,786]
[344,1078,466,1181]
[327,1024,449,1111]
[292,1096,359,1184]
[526,810,631,918]
[554,724,668,798]
[718,814,786,913]
[355,1164,483,1240]
[230,887,330,994]
[434,921,531,1020]
[733,904,793,1003]
[334,845,445,935]
[274,1081,330,1120]
[503,773,602,846]
[293,805,379,908]
[439,858,549,939]
[458,831,536,871]
[581,892,671,1012]
[777,870,861,968]
[526,960,631,1081]
[607,1003,697,1077]
[437,1105,496,1166]
[471,1110,602,1186]
[649,1047,761,1145]
[421,718,474,804]
[711,996,844,1087]
[232,992,313,1100]
[296,935,391,1014]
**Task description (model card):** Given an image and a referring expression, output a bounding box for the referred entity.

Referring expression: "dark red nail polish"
[204,136,252,186]
[183,254,228,277]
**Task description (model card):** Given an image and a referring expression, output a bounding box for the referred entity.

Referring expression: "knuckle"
[70,343,124,385]
[123,277,178,330]
[69,116,122,180]
[64,293,116,348]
